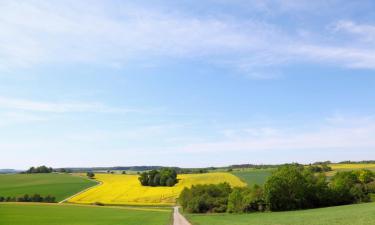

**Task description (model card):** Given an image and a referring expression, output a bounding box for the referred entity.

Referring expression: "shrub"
[179,183,232,213]
[0,194,56,203]
[330,171,372,204]
[227,185,264,213]
[87,171,95,179]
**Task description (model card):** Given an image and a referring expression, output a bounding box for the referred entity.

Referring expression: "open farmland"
[69,172,246,205]
[231,169,272,186]
[187,202,375,225]
[330,164,375,171]
[0,174,96,202]
[0,203,171,225]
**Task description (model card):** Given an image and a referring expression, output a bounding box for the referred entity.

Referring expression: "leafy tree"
[264,164,333,211]
[227,185,265,213]
[138,168,178,187]
[330,171,371,204]
[26,165,53,173]
[356,170,374,184]
[179,183,232,213]
[264,165,308,211]
[87,171,95,179]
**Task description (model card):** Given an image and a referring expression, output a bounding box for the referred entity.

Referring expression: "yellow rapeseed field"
[330,164,375,171]
[68,172,246,206]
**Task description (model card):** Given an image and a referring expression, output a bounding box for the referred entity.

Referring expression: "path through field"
[173,207,191,225]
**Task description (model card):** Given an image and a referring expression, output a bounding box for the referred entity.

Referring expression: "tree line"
[139,168,178,186]
[179,164,375,213]
[23,166,53,174]
[0,194,56,203]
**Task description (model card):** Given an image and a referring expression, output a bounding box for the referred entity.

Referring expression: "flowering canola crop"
[68,172,246,205]
[330,164,375,170]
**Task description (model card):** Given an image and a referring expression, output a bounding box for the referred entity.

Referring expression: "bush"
[227,185,264,213]
[307,164,332,173]
[330,171,373,204]
[179,183,232,213]
[87,171,95,179]
[0,194,56,203]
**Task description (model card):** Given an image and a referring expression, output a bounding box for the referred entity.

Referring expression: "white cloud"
[0,1,375,76]
[292,44,375,69]
[180,115,375,153]
[334,20,375,42]
[0,96,137,113]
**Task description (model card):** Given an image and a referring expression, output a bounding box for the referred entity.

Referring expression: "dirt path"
[173,206,191,225]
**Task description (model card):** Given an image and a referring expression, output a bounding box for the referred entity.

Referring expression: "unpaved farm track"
[173,207,191,225]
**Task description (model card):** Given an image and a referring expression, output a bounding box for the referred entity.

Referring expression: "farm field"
[0,203,171,225]
[187,202,375,225]
[0,174,97,202]
[231,169,273,186]
[69,172,246,205]
[330,163,375,171]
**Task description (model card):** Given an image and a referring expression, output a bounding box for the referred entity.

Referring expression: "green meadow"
[0,203,171,225]
[187,202,375,225]
[231,169,273,186]
[0,173,96,201]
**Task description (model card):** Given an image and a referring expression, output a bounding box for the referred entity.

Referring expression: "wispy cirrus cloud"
[0,96,138,113]
[333,20,375,42]
[180,115,375,153]
[1,1,375,78]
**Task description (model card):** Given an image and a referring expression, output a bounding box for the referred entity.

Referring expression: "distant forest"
[9,160,375,174]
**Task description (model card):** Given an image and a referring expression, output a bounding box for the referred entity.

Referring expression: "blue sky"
[1,0,375,169]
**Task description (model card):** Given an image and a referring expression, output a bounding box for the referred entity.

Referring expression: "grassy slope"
[187,202,375,225]
[231,169,272,186]
[0,173,96,201]
[0,203,171,225]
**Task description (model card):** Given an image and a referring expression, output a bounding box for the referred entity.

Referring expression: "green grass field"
[231,169,272,186]
[0,203,171,225]
[0,173,96,201]
[187,202,375,225]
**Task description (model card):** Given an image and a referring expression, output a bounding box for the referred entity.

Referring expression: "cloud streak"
[1,1,375,77]
[180,115,375,153]
[0,96,137,113]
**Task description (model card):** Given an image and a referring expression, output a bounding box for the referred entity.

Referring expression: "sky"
[1,0,375,169]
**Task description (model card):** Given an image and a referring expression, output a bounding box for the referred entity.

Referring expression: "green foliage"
[227,185,264,213]
[139,168,178,187]
[0,194,56,203]
[25,166,53,174]
[264,165,323,211]
[86,172,95,179]
[307,164,332,173]
[357,169,374,184]
[330,170,374,204]
[179,183,232,213]
[264,166,375,211]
